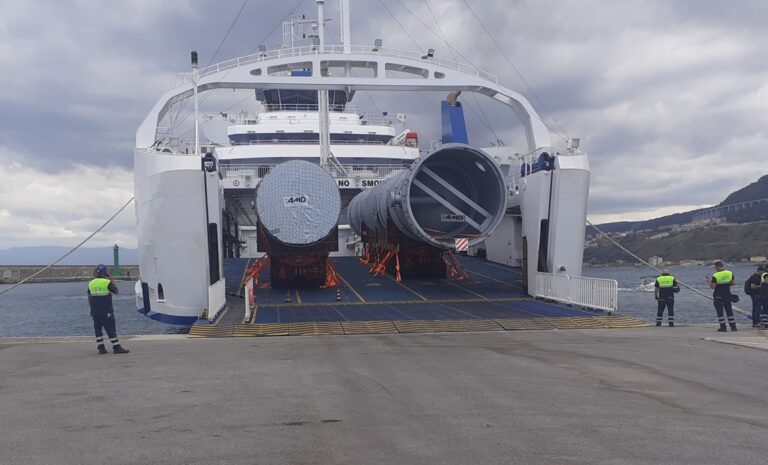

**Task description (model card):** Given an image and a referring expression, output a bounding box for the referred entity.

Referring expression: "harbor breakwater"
[0,265,139,284]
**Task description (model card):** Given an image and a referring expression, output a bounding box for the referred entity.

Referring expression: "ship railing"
[244,139,388,146]
[220,163,409,185]
[207,280,227,321]
[223,106,393,126]
[195,45,498,84]
[533,272,618,313]
[505,146,574,193]
[260,103,352,112]
[244,277,254,323]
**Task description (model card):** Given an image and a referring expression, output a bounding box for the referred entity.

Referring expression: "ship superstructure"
[133,0,593,324]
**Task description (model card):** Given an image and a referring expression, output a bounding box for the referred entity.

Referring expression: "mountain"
[720,174,768,205]
[585,222,768,264]
[592,174,768,234]
[0,246,138,266]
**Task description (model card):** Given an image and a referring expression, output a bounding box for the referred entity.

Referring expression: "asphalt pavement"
[1,327,767,465]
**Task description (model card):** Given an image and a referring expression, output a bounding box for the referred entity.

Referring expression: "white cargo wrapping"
[255,160,341,245]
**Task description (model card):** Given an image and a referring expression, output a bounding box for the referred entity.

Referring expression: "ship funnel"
[256,160,341,248]
[349,144,506,249]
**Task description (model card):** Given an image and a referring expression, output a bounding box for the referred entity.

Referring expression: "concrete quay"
[1,327,767,465]
[0,265,139,284]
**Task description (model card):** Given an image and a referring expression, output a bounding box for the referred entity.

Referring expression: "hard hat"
[95,264,108,277]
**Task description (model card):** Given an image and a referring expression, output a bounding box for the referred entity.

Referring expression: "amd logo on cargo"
[441,213,466,222]
[284,195,309,207]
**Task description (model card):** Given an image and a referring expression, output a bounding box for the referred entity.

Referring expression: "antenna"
[316,1,330,168]
[191,51,200,157]
[340,0,351,53]
[315,0,325,48]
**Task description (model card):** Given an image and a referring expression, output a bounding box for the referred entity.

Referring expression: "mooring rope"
[0,197,135,296]
[587,219,749,318]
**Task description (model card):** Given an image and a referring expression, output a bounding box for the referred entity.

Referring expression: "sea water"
[0,280,185,337]
[0,264,760,337]
[584,263,759,325]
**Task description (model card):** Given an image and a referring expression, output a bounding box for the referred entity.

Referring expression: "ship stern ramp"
[134,149,226,324]
[190,255,644,337]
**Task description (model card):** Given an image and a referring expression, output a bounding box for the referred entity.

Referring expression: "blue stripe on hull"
[136,307,197,325]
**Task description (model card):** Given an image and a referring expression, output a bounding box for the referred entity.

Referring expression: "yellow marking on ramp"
[592,316,649,328]
[341,321,398,335]
[393,319,502,333]
[187,324,235,338]
[466,269,521,288]
[249,305,258,324]
[444,279,488,300]
[210,305,230,325]
[495,318,555,331]
[262,296,529,308]
[337,273,366,303]
[294,289,302,305]
[288,322,344,336]
[234,323,289,337]
[236,257,254,297]
[382,274,428,301]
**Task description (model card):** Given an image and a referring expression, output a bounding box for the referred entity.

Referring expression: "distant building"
[649,256,663,266]
[750,255,767,263]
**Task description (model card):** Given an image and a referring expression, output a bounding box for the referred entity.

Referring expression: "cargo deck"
[191,256,645,337]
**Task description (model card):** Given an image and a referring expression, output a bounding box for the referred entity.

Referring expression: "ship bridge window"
[250,68,262,76]
[434,71,445,79]
[267,61,313,76]
[321,60,377,78]
[385,63,428,79]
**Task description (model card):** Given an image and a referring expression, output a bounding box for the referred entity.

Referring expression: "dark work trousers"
[713,296,736,328]
[761,298,768,326]
[92,311,119,348]
[656,297,674,325]
[751,295,761,325]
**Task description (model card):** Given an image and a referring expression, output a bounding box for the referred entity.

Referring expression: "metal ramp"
[189,256,647,338]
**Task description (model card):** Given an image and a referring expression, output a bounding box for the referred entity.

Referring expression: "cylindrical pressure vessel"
[348,144,506,249]
[255,160,341,248]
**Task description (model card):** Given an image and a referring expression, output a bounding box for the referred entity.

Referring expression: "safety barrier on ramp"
[534,272,619,312]
[187,315,648,338]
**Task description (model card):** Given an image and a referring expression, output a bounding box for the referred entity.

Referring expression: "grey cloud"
[1,0,767,247]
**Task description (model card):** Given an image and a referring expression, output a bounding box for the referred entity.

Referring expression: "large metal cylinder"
[256,160,341,247]
[348,144,507,249]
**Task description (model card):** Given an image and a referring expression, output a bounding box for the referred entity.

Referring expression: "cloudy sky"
[0,0,766,249]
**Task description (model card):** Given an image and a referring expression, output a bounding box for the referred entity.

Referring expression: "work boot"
[730,323,737,332]
[113,345,130,354]
[718,324,727,332]
[97,345,108,355]
[668,322,675,327]
[656,322,662,327]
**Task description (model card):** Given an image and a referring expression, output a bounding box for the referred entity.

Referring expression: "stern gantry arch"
[137,46,551,151]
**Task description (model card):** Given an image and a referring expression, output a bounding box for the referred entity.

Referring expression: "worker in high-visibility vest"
[87,264,129,354]
[654,269,680,327]
[745,265,766,328]
[759,270,768,329]
[707,261,737,332]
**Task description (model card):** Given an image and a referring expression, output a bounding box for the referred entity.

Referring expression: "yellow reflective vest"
[713,270,733,285]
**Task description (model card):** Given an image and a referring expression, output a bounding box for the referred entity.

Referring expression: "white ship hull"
[132,5,592,323]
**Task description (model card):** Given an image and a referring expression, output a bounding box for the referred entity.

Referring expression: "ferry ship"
[133,0,594,325]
